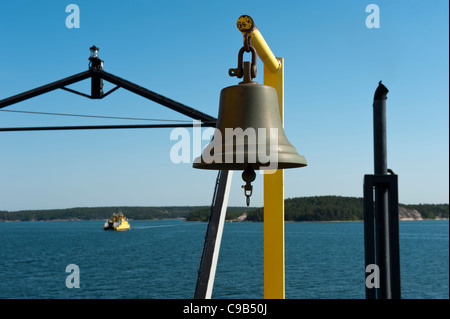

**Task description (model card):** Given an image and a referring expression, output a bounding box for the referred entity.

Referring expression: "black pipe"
[373,81,391,299]
[373,81,389,175]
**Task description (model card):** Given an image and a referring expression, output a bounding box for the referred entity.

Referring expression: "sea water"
[0,219,448,299]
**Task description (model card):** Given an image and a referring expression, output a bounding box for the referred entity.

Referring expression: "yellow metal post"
[237,15,285,299]
[263,58,285,299]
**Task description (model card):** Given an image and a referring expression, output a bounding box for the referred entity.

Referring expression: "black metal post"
[363,176,376,299]
[373,81,391,299]
[363,81,401,299]
[387,174,401,299]
[89,57,104,98]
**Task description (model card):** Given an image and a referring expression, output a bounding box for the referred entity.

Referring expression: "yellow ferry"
[104,212,130,231]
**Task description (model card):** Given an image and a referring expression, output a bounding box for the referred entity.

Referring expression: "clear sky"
[0,0,448,211]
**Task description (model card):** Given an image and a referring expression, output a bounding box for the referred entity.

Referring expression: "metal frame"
[363,174,401,299]
[363,81,401,299]
[0,61,216,130]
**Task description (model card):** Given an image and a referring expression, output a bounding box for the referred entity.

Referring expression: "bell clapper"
[242,182,252,206]
[241,165,256,206]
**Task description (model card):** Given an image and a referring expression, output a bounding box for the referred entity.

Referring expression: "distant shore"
[2,196,448,222]
[2,217,448,223]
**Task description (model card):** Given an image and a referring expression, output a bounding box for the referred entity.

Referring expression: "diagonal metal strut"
[0,68,216,126]
[0,71,91,109]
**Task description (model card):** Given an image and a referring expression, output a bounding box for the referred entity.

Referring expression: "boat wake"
[132,224,184,230]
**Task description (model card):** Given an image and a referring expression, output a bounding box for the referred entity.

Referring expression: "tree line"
[247,196,365,222]
[0,206,202,222]
[1,196,448,222]
[188,196,449,222]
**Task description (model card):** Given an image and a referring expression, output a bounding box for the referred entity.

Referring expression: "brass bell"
[193,43,306,205]
[193,63,306,170]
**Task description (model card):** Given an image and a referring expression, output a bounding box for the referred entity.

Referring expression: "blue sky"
[0,0,448,211]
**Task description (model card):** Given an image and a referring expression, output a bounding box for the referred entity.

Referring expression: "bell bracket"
[228,34,257,80]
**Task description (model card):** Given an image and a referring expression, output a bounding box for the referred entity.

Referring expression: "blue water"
[0,219,448,299]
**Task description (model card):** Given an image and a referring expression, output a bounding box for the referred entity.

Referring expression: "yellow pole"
[263,58,285,299]
[237,15,285,299]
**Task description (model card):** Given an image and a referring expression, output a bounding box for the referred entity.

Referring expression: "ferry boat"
[104,212,130,231]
